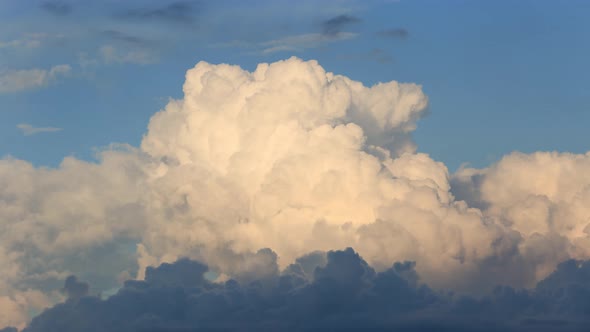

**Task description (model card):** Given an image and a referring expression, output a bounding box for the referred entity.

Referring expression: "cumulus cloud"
[2,57,590,329]
[0,65,71,93]
[17,124,62,136]
[452,151,590,286]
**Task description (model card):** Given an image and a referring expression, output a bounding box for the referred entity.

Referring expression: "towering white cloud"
[1,57,590,328]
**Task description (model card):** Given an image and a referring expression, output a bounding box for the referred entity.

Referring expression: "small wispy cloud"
[40,1,72,16]
[321,14,361,36]
[0,33,52,50]
[116,1,198,24]
[17,123,63,136]
[260,32,358,54]
[377,28,409,39]
[0,38,40,49]
[100,45,157,65]
[0,65,71,93]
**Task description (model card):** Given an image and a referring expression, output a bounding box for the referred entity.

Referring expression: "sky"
[1,0,589,170]
[2,1,590,331]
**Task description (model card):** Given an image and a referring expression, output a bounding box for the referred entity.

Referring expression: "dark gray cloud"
[12,248,590,332]
[322,14,361,36]
[117,1,198,24]
[377,28,409,39]
[63,275,89,301]
[40,1,72,16]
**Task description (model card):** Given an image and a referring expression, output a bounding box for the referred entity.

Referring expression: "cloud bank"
[1,57,590,329]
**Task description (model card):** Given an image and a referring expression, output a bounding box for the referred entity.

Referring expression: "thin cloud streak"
[17,124,63,136]
[260,32,358,54]
[116,1,198,24]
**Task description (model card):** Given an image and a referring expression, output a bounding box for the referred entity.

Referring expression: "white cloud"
[0,65,71,93]
[453,151,590,284]
[16,124,62,136]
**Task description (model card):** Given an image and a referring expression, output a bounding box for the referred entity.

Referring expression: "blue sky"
[1,0,589,170]
[5,2,590,330]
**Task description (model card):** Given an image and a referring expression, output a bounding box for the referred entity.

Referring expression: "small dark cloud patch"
[15,249,590,332]
[322,14,361,36]
[370,48,394,64]
[377,28,409,39]
[63,275,89,301]
[40,1,72,16]
[102,30,151,46]
[117,1,198,24]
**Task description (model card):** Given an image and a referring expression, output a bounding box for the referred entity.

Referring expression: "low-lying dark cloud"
[117,1,198,24]
[13,248,590,332]
[377,28,409,39]
[322,14,361,36]
[40,1,72,16]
